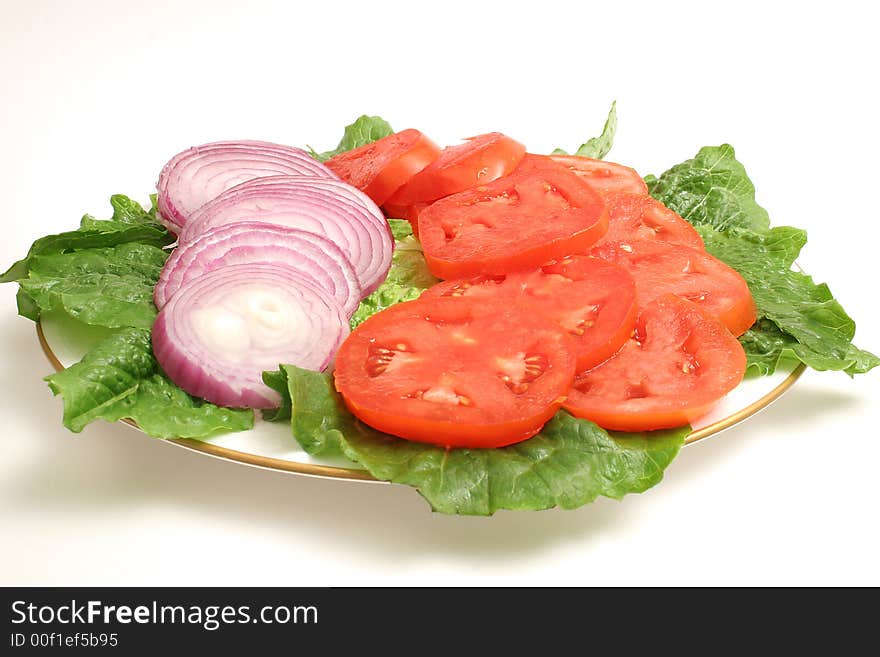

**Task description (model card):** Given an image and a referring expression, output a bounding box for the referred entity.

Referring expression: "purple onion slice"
[179,175,393,295]
[152,263,348,409]
[157,141,337,231]
[154,222,361,316]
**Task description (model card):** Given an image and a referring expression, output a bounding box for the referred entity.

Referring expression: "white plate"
[38,309,803,482]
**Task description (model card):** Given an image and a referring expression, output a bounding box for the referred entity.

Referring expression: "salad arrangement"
[3,105,876,515]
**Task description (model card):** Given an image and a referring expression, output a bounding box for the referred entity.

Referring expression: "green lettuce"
[312,115,394,162]
[696,225,877,374]
[45,328,155,432]
[1,195,174,321]
[3,195,254,438]
[376,219,437,288]
[260,369,292,422]
[737,319,877,376]
[387,217,414,241]
[19,243,168,329]
[46,328,253,436]
[79,193,163,230]
[349,219,439,328]
[264,365,686,515]
[647,144,770,233]
[647,145,878,375]
[552,101,618,159]
[1,195,172,279]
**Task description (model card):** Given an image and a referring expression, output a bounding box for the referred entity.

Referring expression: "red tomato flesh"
[418,155,610,279]
[423,256,637,371]
[333,296,577,448]
[594,192,705,250]
[325,129,441,206]
[549,155,649,197]
[387,132,526,206]
[563,294,747,432]
[590,239,756,336]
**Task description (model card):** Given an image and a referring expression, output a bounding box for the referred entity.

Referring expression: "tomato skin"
[594,192,705,250]
[333,297,576,448]
[326,129,441,206]
[387,132,526,206]
[423,256,637,371]
[418,155,610,279]
[549,155,648,197]
[563,294,747,432]
[590,239,756,336]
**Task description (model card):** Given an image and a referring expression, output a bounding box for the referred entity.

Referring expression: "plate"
[37,310,804,483]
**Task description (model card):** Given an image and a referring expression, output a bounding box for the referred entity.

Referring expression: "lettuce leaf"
[378,219,436,287]
[349,219,439,328]
[312,115,394,162]
[45,328,253,436]
[264,364,686,515]
[4,195,253,438]
[45,328,155,431]
[260,369,292,422]
[387,217,414,241]
[647,144,770,233]
[79,193,163,230]
[349,283,425,330]
[647,145,878,375]
[552,101,618,159]
[19,243,168,329]
[1,195,174,322]
[737,319,872,376]
[110,373,254,438]
[696,225,877,374]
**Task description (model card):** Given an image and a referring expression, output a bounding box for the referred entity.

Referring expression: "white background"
[1,0,878,586]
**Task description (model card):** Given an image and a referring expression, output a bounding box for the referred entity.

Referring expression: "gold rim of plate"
[37,322,805,483]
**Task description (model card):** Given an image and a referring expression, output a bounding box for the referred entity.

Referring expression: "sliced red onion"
[238,175,387,227]
[179,175,393,295]
[154,222,361,316]
[157,141,337,232]
[152,264,348,409]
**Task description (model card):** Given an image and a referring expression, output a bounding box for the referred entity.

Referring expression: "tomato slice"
[333,296,576,448]
[423,256,637,371]
[418,155,609,279]
[563,294,747,432]
[325,129,441,206]
[594,192,705,250]
[549,155,649,196]
[387,132,526,206]
[591,239,756,336]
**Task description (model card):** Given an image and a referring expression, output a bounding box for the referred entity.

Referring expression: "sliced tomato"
[387,132,526,206]
[549,155,648,196]
[423,256,636,370]
[325,129,440,206]
[563,294,747,432]
[333,296,576,448]
[594,192,705,250]
[590,239,756,336]
[418,155,609,279]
